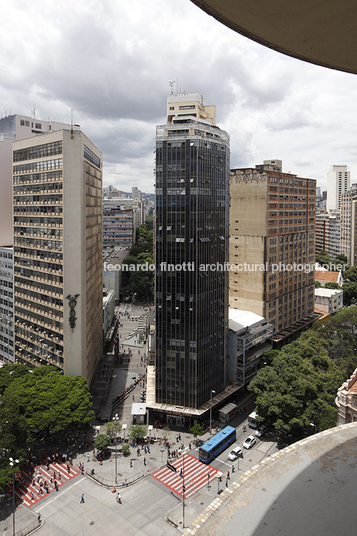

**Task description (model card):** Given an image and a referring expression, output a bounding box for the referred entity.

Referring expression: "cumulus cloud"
[1,0,357,192]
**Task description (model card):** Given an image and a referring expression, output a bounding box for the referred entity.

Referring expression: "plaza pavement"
[0,302,257,535]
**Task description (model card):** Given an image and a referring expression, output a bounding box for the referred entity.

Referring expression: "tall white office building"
[0,114,79,247]
[327,165,350,211]
[13,129,103,381]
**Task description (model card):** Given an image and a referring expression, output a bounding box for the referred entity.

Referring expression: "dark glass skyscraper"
[155,92,230,411]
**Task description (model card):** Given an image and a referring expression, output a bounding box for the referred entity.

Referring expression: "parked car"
[255,425,268,438]
[228,446,244,460]
[243,435,256,449]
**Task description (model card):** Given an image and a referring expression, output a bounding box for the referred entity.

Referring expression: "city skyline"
[1,1,357,193]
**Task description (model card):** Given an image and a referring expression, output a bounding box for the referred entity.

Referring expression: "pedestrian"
[130,460,132,468]
[80,493,85,503]
[227,471,230,479]
[37,513,41,522]
[144,457,146,466]
[133,394,135,401]
[232,465,235,473]
[87,453,89,462]
[189,442,192,450]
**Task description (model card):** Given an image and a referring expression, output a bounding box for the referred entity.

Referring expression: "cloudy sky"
[2,0,357,193]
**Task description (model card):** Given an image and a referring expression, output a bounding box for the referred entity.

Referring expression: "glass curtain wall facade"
[155,119,230,409]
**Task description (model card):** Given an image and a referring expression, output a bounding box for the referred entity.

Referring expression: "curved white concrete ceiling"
[191,0,357,74]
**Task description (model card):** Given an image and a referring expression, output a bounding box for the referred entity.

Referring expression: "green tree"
[0,395,28,488]
[313,306,357,376]
[334,254,347,266]
[343,266,357,282]
[316,251,333,267]
[105,421,122,441]
[248,332,341,439]
[190,424,204,443]
[121,218,154,301]
[315,280,322,288]
[93,433,111,451]
[0,365,94,444]
[128,424,147,443]
[122,443,130,457]
[324,282,340,289]
[146,213,153,231]
[342,282,357,306]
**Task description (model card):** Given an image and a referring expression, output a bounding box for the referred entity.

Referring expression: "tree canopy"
[121,217,154,301]
[0,364,94,488]
[128,424,147,442]
[249,307,357,440]
[93,433,111,452]
[249,332,342,438]
[105,420,122,441]
[190,424,204,441]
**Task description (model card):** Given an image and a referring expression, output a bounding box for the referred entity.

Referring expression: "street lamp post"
[113,414,119,485]
[122,423,127,442]
[9,457,19,536]
[210,390,216,435]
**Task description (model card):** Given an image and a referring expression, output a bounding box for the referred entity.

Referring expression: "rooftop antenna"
[32,104,36,119]
[169,80,175,95]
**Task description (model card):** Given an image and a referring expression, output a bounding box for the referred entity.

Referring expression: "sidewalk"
[91,303,149,423]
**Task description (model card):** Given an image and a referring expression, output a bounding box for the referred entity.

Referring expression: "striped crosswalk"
[151,454,221,498]
[8,461,80,507]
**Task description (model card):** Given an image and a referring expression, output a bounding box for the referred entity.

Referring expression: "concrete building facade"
[315,210,341,258]
[314,287,343,314]
[326,165,350,211]
[13,129,103,382]
[228,309,273,386]
[0,247,14,363]
[336,368,357,426]
[229,161,316,344]
[0,114,79,247]
[102,202,135,248]
[341,184,357,265]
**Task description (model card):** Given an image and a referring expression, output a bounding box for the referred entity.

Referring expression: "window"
[84,145,101,168]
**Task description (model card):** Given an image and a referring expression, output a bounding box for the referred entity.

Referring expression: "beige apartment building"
[229,160,316,343]
[13,129,103,382]
[0,114,80,247]
[341,184,357,266]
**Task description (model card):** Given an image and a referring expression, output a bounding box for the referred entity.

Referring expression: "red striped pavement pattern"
[150,454,222,498]
[7,462,80,507]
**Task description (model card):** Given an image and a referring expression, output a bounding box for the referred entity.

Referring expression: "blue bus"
[198,426,236,464]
